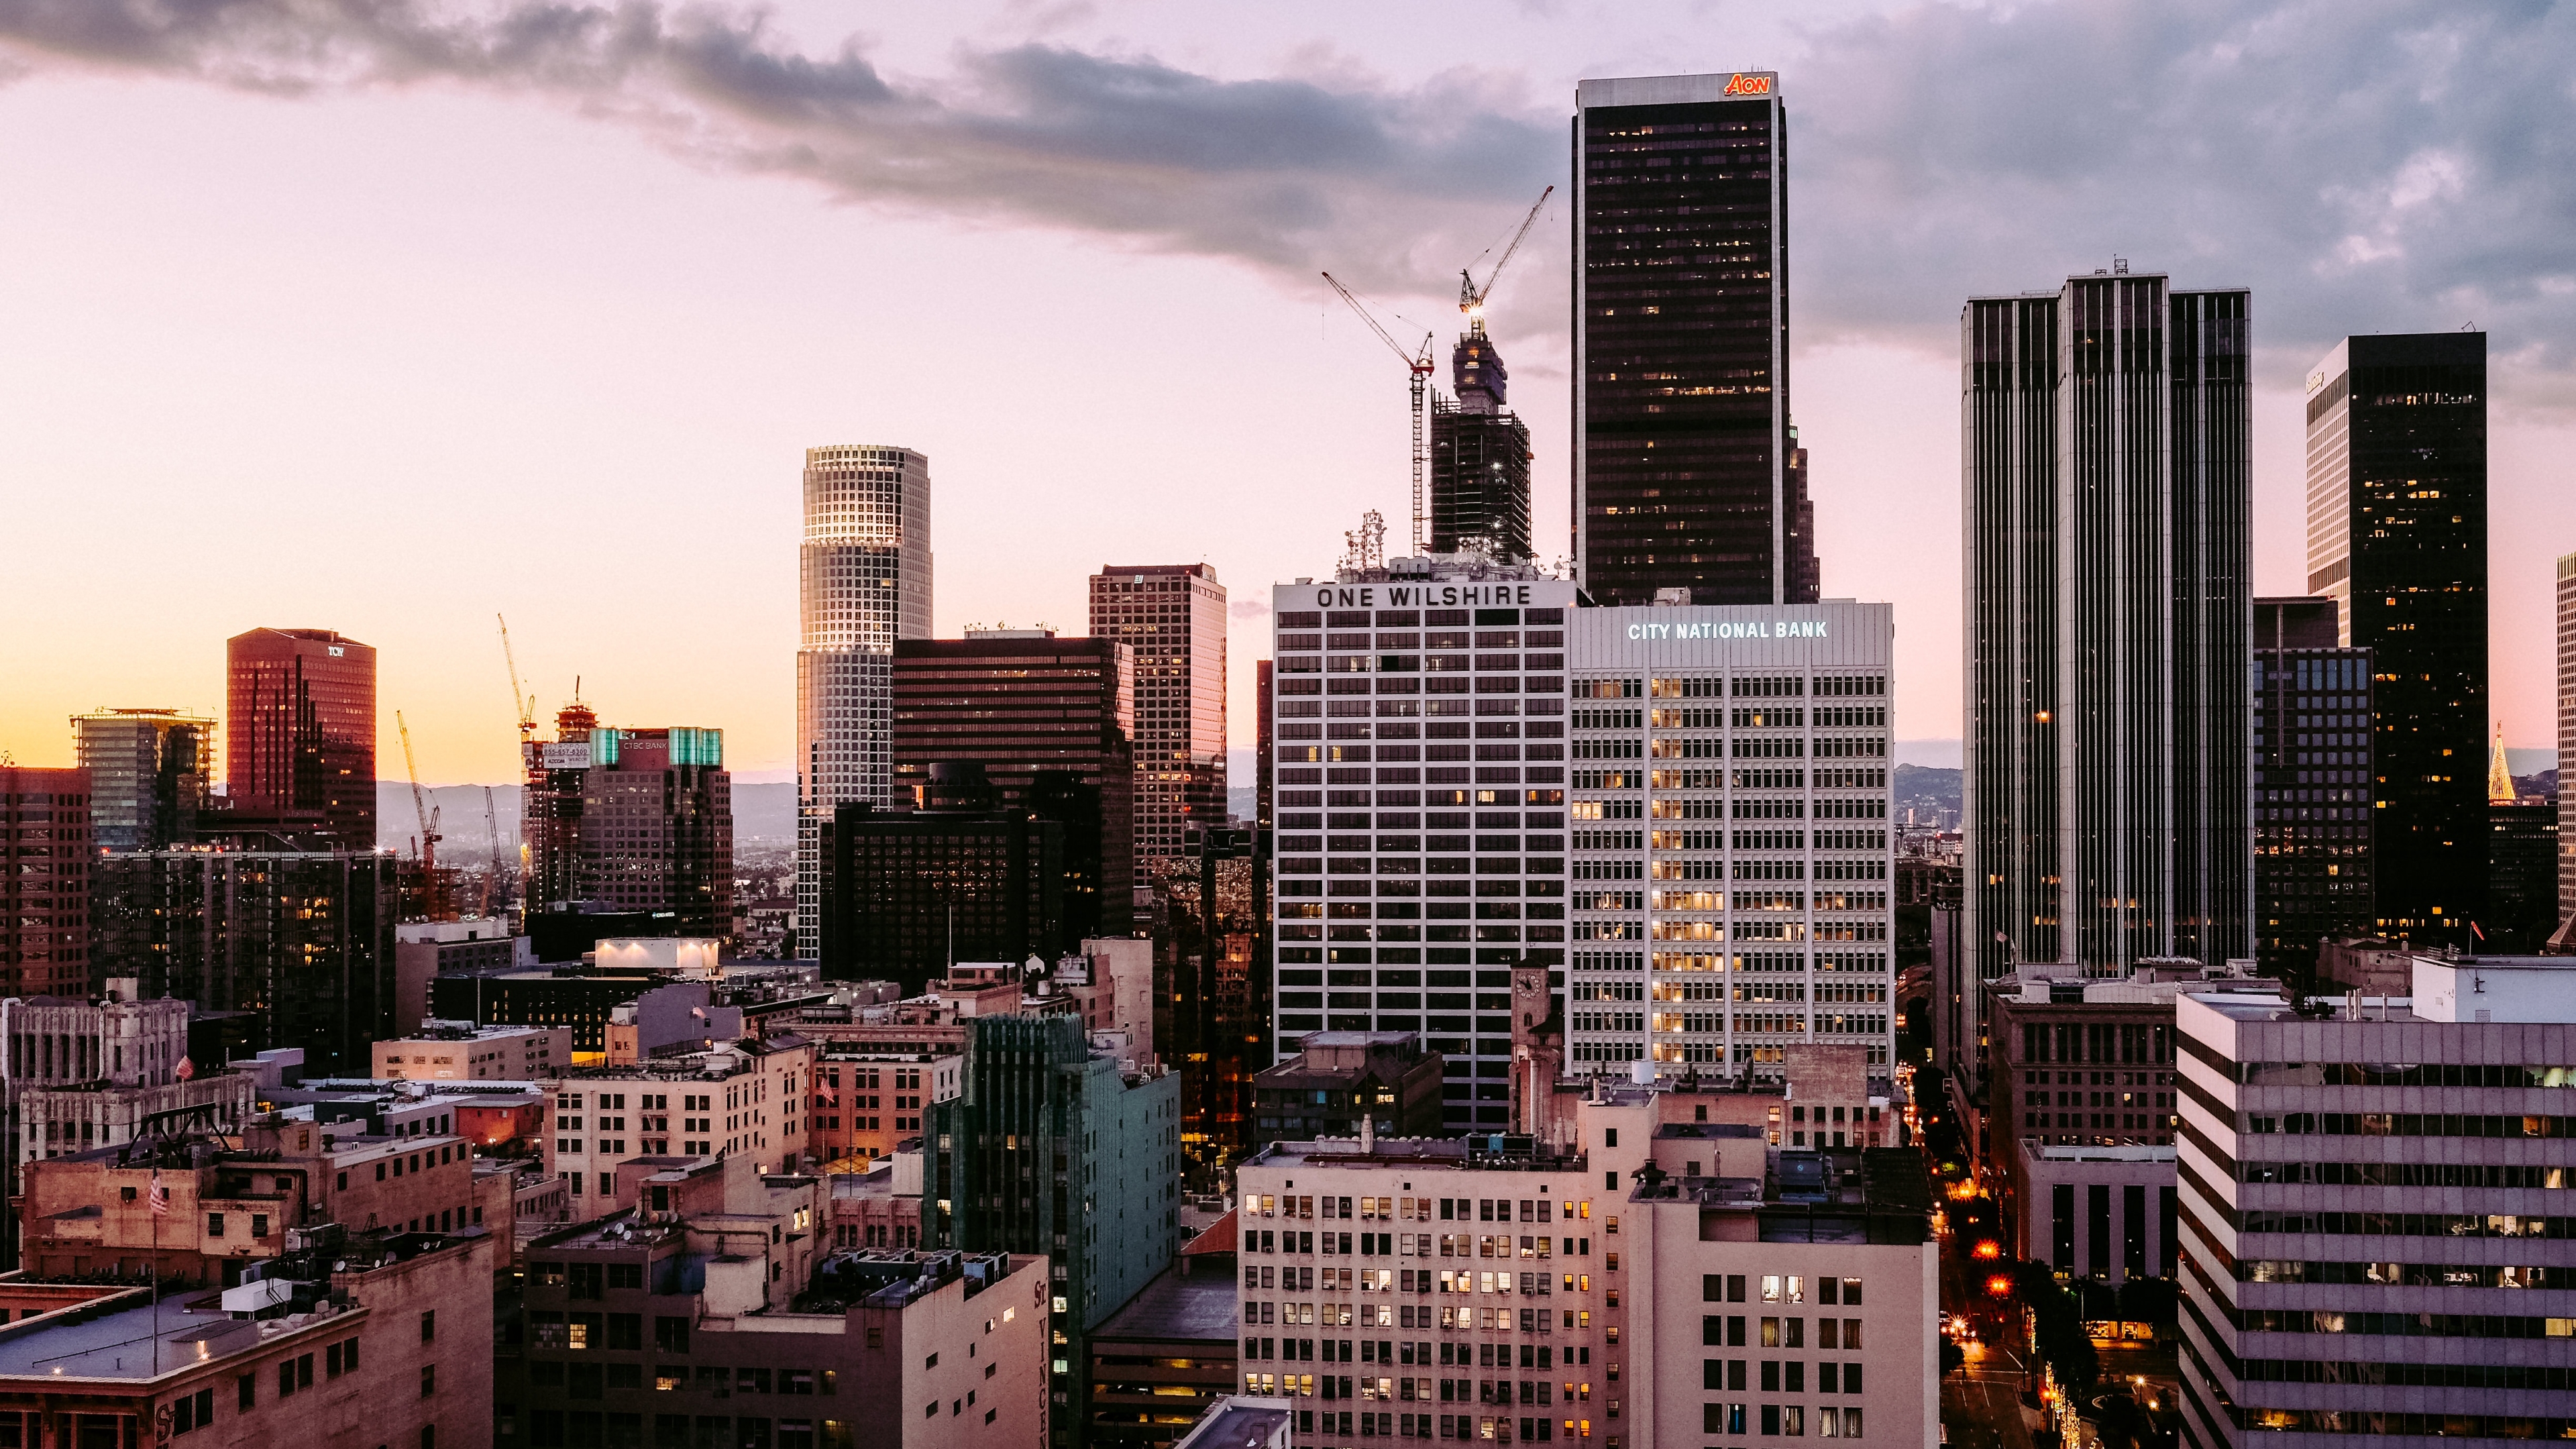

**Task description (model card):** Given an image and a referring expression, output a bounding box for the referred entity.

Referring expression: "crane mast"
[1321,271,1437,555]
[498,614,537,770]
[396,710,444,918]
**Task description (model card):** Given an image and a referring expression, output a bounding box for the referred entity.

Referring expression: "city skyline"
[5,3,2575,787]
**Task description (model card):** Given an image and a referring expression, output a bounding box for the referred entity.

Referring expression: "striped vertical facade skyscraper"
[1962,268,2253,997]
[796,444,931,963]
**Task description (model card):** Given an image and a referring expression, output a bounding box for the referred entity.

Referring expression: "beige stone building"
[1234,1074,1935,1449]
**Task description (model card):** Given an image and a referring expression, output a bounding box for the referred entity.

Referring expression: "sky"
[4,0,2573,785]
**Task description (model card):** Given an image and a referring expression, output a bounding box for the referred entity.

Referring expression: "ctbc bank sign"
[1723,73,1775,97]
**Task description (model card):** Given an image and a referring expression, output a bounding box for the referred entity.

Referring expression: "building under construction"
[1428,328,1534,559]
[521,708,734,940]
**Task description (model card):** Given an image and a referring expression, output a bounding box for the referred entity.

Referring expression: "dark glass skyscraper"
[2304,333,2487,945]
[1963,270,2253,979]
[1573,70,1817,606]
[816,764,1065,993]
[1428,328,1532,559]
[2250,598,2374,981]
[224,627,374,849]
[892,632,1136,939]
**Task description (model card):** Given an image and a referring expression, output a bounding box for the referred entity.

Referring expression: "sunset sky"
[5,0,2573,784]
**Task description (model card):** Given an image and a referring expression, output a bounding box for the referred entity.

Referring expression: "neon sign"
[1724,73,1774,97]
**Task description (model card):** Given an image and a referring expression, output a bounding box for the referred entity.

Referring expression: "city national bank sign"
[1303,583,1543,608]
[1626,617,1828,641]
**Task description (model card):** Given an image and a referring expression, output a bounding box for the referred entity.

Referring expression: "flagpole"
[150,1165,160,1378]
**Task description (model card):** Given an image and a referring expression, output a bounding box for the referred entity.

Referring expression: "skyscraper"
[1088,564,1226,879]
[224,627,374,849]
[796,444,932,960]
[1267,557,1574,1129]
[1427,327,1532,560]
[0,767,91,998]
[1963,268,2253,981]
[2250,598,2374,979]
[92,849,398,1077]
[892,631,1136,939]
[2560,551,2576,935]
[817,764,1066,994]
[1563,600,1898,1083]
[2304,332,2487,945]
[1573,70,1818,606]
[69,708,213,852]
[567,725,734,937]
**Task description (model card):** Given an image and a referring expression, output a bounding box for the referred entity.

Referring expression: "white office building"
[2178,955,2576,1449]
[1268,558,1578,1131]
[795,444,932,959]
[1563,602,1896,1081]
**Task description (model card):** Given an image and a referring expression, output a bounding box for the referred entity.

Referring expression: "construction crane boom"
[482,785,502,919]
[1458,184,1555,330]
[498,614,537,769]
[396,709,441,885]
[1322,271,1438,555]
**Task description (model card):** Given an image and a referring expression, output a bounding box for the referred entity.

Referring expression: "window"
[207,1212,225,1238]
[655,1318,691,1354]
[238,1375,256,1411]
[252,1214,269,1238]
[172,1387,214,1435]
[422,1363,437,1398]
[422,1310,437,1344]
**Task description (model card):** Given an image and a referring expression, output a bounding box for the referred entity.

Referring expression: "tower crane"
[498,614,537,770]
[1322,272,1437,555]
[396,710,443,915]
[482,785,504,919]
[1457,185,1555,337]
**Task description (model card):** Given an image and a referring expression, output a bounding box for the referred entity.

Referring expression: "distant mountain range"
[1892,764,1962,815]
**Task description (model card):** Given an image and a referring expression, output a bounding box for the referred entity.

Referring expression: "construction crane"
[1457,185,1555,337]
[396,710,443,915]
[482,785,503,920]
[1322,272,1437,554]
[498,613,537,771]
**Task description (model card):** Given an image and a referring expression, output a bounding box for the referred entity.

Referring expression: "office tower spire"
[796,444,931,961]
[1574,70,1817,606]
[2304,332,2487,946]
[1964,270,2253,985]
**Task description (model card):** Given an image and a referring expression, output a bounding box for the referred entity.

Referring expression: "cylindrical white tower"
[796,444,932,961]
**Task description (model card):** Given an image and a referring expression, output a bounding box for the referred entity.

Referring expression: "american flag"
[149,1171,169,1219]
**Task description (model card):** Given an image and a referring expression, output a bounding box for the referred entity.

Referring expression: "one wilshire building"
[1574,70,1819,606]
[1963,268,2253,985]
[1268,555,1574,1130]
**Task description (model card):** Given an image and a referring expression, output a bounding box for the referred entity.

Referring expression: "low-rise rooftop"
[1095,1263,1242,1344]
[1244,1135,1585,1173]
